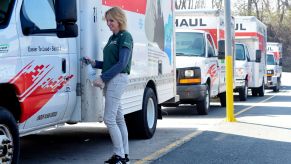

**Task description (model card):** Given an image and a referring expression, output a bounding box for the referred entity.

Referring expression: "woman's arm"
[83,56,103,69]
[92,60,103,69]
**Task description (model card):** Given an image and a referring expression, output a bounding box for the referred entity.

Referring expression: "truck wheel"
[0,107,19,164]
[125,87,157,139]
[239,82,248,101]
[273,77,280,92]
[273,85,279,92]
[219,92,226,107]
[196,85,210,115]
[258,83,265,97]
[251,89,258,96]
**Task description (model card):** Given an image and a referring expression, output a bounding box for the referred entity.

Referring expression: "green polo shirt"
[102,30,133,74]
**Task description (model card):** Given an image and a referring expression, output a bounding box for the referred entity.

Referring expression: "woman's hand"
[83,57,96,67]
[93,76,105,89]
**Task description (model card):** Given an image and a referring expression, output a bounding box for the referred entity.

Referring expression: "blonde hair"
[105,7,127,31]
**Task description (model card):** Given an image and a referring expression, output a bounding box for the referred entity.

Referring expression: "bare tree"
[247,0,252,15]
[212,0,223,9]
[194,0,205,8]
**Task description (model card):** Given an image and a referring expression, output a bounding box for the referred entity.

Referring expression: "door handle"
[62,58,66,73]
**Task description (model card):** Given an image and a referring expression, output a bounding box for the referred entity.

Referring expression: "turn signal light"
[179,78,201,84]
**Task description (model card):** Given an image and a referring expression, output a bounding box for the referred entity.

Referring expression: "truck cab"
[174,9,228,115]
[175,29,226,115]
[234,43,251,101]
[266,53,282,91]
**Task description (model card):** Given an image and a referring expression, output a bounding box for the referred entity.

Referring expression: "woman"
[84,6,133,164]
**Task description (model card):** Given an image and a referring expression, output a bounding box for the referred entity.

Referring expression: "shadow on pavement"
[153,130,291,164]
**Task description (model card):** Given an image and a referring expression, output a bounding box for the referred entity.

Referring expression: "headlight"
[267,70,274,74]
[184,70,194,77]
[177,67,201,85]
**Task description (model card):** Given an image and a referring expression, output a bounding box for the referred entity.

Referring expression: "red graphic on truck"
[102,0,147,14]
[207,64,217,87]
[9,61,73,123]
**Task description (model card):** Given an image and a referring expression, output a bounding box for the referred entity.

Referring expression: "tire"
[273,85,279,92]
[219,92,226,107]
[125,87,157,139]
[239,82,248,101]
[196,85,210,115]
[273,77,280,92]
[0,107,19,164]
[258,82,265,97]
[251,89,258,96]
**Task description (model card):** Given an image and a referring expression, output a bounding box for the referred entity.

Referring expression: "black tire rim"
[0,124,13,163]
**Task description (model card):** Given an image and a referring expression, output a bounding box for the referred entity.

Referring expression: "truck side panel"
[80,0,175,121]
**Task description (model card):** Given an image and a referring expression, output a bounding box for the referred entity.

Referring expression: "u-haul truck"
[0,0,177,162]
[234,16,267,97]
[266,42,283,92]
[174,9,227,115]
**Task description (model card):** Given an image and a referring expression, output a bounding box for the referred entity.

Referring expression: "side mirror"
[255,50,261,63]
[55,0,78,38]
[279,58,283,66]
[218,40,225,59]
[55,0,77,24]
[57,24,78,38]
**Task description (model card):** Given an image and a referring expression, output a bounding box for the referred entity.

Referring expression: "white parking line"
[135,130,203,164]
[234,95,276,116]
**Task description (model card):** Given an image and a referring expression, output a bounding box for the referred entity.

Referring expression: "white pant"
[103,73,129,158]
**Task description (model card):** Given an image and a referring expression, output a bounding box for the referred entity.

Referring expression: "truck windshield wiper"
[176,52,185,56]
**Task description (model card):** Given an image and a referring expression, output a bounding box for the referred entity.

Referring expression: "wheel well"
[206,78,211,88]
[146,80,158,101]
[146,80,161,119]
[0,84,21,122]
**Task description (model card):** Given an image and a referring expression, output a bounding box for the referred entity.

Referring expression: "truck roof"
[175,29,207,34]
[267,42,282,46]
[234,16,267,30]
[175,9,223,16]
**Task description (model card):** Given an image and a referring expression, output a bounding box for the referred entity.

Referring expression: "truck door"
[245,46,252,82]
[206,34,220,96]
[17,0,70,128]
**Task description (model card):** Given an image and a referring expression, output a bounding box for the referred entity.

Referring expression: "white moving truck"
[175,9,227,115]
[0,0,177,162]
[234,16,267,97]
[266,42,283,92]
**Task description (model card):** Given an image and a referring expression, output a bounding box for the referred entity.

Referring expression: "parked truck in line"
[266,42,283,92]
[234,16,267,97]
[0,0,177,162]
[174,9,227,115]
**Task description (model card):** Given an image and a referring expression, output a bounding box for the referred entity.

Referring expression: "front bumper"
[265,76,278,88]
[235,79,245,89]
[177,84,207,103]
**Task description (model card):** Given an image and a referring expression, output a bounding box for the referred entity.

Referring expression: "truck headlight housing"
[184,70,195,77]
[267,70,274,76]
[177,67,201,85]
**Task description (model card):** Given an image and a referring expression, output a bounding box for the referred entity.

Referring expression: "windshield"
[176,32,205,57]
[0,0,14,26]
[267,54,276,65]
[235,44,245,60]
